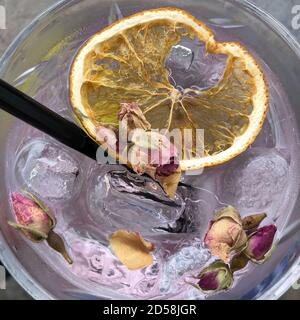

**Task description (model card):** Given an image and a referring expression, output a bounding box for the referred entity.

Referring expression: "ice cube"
[170,170,223,235]
[159,244,211,293]
[219,148,289,213]
[167,44,194,72]
[15,140,80,200]
[166,37,227,91]
[87,165,185,234]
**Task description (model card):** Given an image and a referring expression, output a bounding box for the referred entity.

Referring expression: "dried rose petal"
[8,191,73,264]
[196,261,233,292]
[204,206,247,263]
[151,166,181,198]
[244,225,277,263]
[110,230,155,270]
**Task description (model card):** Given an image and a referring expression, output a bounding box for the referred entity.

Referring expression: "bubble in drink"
[160,244,211,293]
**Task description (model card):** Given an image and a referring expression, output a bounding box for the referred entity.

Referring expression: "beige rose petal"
[110,230,155,270]
[209,242,232,263]
[214,206,242,225]
[154,167,182,198]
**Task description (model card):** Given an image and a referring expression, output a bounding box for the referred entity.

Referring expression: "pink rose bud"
[127,126,181,198]
[156,157,179,177]
[204,207,247,263]
[95,126,118,150]
[128,134,179,176]
[118,102,182,198]
[244,225,277,263]
[9,192,53,241]
[129,129,178,165]
[197,261,233,292]
[8,192,73,264]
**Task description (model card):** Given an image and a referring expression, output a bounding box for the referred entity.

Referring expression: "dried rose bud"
[204,206,247,263]
[118,102,182,198]
[8,192,73,264]
[244,225,277,263]
[119,102,151,132]
[95,126,118,150]
[242,213,267,231]
[230,252,249,272]
[9,192,54,241]
[196,261,233,292]
[127,132,179,172]
[127,129,181,198]
[156,157,179,177]
[129,129,178,163]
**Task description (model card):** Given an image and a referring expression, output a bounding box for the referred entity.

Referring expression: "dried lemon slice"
[70,8,268,170]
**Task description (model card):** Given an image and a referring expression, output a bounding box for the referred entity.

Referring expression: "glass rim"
[0,0,300,300]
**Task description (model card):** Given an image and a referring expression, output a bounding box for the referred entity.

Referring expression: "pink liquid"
[4,7,300,299]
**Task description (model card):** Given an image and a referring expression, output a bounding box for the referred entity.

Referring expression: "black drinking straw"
[0,79,197,191]
[0,79,99,160]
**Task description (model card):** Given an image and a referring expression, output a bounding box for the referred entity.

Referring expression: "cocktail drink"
[0,0,300,299]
